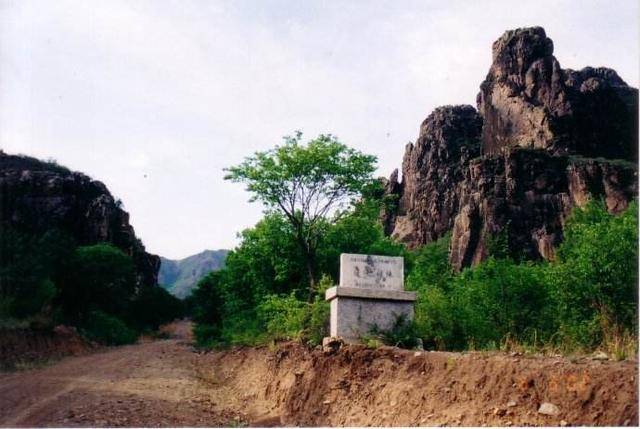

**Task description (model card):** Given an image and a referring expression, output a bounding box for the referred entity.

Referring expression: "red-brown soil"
[0,320,637,427]
[0,325,96,370]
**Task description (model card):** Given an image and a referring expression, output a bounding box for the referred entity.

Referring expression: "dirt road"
[0,321,245,427]
[1,321,637,427]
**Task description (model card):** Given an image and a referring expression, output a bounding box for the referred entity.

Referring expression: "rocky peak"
[478,26,638,160]
[489,26,554,84]
[382,27,638,269]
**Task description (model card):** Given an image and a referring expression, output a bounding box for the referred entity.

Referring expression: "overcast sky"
[1,0,638,259]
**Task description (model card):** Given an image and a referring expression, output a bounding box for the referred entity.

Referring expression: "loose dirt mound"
[201,342,638,427]
[0,325,96,370]
[1,321,636,427]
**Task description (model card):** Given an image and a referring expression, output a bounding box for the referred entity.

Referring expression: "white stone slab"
[339,253,404,290]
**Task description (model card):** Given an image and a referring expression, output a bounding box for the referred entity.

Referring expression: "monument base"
[325,286,417,343]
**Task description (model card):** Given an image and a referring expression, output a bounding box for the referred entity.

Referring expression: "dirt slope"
[0,321,637,427]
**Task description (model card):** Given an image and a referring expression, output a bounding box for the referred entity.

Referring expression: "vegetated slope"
[381,26,638,269]
[0,151,159,287]
[1,322,635,427]
[159,250,229,298]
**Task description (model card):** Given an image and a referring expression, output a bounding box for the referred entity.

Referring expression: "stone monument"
[325,253,417,342]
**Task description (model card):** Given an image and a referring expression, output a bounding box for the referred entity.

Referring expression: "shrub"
[57,244,136,323]
[257,293,308,341]
[548,200,638,348]
[128,285,184,331]
[452,258,551,349]
[303,274,332,346]
[413,286,457,350]
[367,313,419,349]
[82,310,137,345]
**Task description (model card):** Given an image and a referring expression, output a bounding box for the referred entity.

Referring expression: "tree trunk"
[306,257,317,302]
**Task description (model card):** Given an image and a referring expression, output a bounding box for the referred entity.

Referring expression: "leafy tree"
[225,132,377,293]
[82,310,137,345]
[128,285,184,331]
[0,228,75,319]
[57,244,136,323]
[548,200,638,347]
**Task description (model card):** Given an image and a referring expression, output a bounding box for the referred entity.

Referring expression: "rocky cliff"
[0,152,160,286]
[382,27,638,270]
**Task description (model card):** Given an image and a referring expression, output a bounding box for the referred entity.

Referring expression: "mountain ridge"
[159,249,229,298]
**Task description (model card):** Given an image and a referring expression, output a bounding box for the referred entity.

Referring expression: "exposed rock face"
[384,105,481,245]
[0,152,160,287]
[383,27,638,270]
[478,27,638,160]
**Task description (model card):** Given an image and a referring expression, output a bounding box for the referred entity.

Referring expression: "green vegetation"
[190,135,637,357]
[225,132,377,292]
[405,201,638,355]
[1,232,184,344]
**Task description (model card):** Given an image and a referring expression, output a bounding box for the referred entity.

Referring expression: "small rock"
[505,421,513,426]
[623,419,631,426]
[538,402,560,416]
[493,407,506,417]
[591,351,609,361]
[560,420,569,427]
[507,400,517,407]
[414,351,422,357]
[322,400,331,405]
[322,337,344,354]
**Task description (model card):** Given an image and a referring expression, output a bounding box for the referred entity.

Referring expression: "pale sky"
[1,0,638,259]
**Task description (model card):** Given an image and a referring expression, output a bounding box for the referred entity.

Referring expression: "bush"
[82,310,137,345]
[548,200,638,348]
[0,228,75,319]
[128,285,184,331]
[452,258,551,349]
[257,293,308,341]
[367,313,420,349]
[57,244,136,323]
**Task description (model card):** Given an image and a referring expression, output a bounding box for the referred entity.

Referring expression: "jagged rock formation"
[0,152,160,286]
[382,27,638,270]
[478,27,638,160]
[159,249,229,298]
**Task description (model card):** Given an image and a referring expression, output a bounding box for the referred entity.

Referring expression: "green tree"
[57,244,136,323]
[0,228,75,319]
[225,132,377,294]
[548,200,638,347]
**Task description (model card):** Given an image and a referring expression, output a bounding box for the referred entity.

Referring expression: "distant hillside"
[159,250,229,298]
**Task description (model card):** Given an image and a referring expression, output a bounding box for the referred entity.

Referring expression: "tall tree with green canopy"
[225,132,377,294]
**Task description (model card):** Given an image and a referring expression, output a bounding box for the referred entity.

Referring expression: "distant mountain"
[159,250,229,298]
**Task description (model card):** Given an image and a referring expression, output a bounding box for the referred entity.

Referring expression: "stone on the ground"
[538,402,560,416]
[322,337,344,354]
[591,351,609,361]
